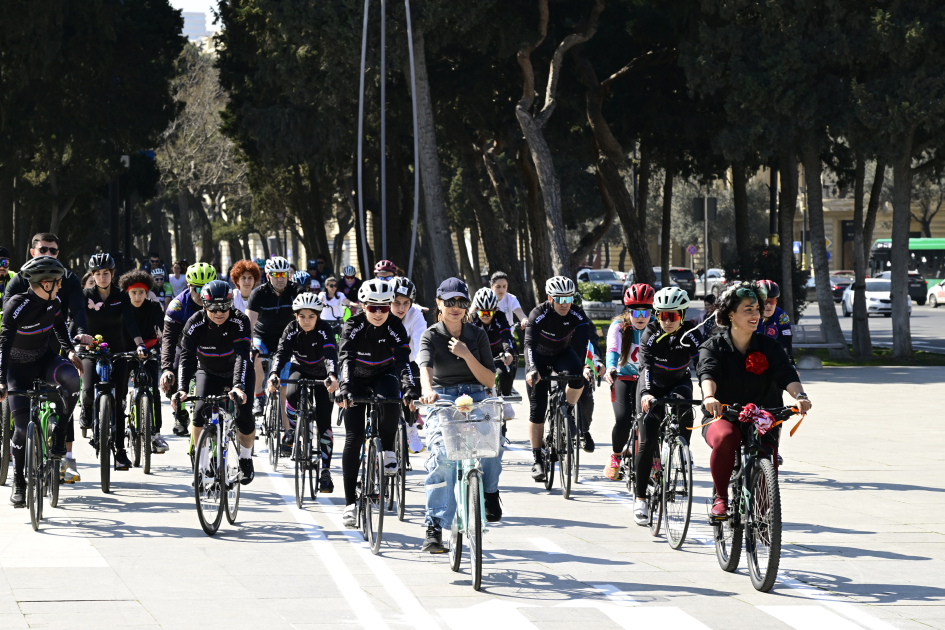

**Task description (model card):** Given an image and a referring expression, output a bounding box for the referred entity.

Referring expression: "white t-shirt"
[496,293,522,325]
[319,292,348,321]
[233,291,251,314]
[402,305,428,362]
[168,274,187,296]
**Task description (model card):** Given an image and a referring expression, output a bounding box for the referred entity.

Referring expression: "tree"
[910,170,945,238]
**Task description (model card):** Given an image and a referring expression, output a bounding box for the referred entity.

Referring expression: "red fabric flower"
[738,403,777,435]
[745,351,768,375]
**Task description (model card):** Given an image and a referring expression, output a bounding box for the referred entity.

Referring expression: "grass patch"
[808,345,945,367]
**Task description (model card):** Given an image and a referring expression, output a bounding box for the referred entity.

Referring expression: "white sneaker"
[633,499,648,526]
[384,451,398,475]
[406,424,424,453]
[342,504,357,529]
[503,403,515,420]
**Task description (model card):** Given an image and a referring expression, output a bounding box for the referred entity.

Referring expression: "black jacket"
[524,302,590,373]
[0,291,75,382]
[178,310,253,392]
[3,266,88,337]
[337,313,415,396]
[639,320,702,396]
[271,320,338,379]
[83,287,142,352]
[471,310,515,359]
[126,299,164,349]
[246,281,302,341]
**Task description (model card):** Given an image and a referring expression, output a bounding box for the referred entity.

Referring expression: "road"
[0,367,942,629]
[798,300,945,353]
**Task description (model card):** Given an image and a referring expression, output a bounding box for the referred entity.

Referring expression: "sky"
[168,0,219,32]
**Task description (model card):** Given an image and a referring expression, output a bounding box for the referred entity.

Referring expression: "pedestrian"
[168,261,188,295]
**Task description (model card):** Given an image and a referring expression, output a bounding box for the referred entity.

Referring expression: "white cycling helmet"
[358,278,395,304]
[342,265,357,277]
[472,287,498,311]
[545,275,575,297]
[293,292,325,312]
[265,256,291,274]
[653,286,690,312]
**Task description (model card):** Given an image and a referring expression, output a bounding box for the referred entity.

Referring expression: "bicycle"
[124,349,159,474]
[650,397,699,549]
[7,380,67,531]
[388,408,409,521]
[0,398,10,485]
[347,391,396,555]
[257,354,283,470]
[285,377,331,509]
[540,373,579,500]
[419,398,504,591]
[710,404,802,592]
[189,393,244,536]
[572,371,601,487]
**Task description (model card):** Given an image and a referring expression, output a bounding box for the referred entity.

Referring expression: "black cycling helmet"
[88,253,116,271]
[391,276,417,302]
[757,279,780,299]
[199,280,234,312]
[20,256,65,284]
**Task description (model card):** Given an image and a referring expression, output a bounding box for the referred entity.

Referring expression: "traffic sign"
[793,241,801,254]
[686,245,698,256]
[825,237,832,249]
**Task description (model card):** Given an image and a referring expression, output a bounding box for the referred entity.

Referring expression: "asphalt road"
[0,367,941,629]
[797,300,945,353]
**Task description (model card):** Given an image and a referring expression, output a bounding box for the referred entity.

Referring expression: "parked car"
[927,279,945,307]
[804,276,852,302]
[695,268,726,298]
[623,268,679,293]
[875,271,928,305]
[576,268,624,300]
[841,280,912,317]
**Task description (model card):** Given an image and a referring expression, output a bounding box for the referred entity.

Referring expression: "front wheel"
[194,425,224,536]
[558,409,572,500]
[141,392,153,475]
[746,458,782,592]
[294,418,309,509]
[663,438,693,550]
[467,471,483,591]
[26,422,43,531]
[365,437,385,554]
[266,397,280,469]
[129,398,141,468]
[225,430,241,525]
[98,396,112,494]
[714,484,743,572]
[0,399,11,486]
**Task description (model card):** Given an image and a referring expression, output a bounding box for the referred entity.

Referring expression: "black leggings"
[342,372,401,504]
[192,367,256,435]
[7,351,80,485]
[81,357,130,444]
[611,378,638,454]
[576,377,594,432]
[495,360,516,396]
[634,379,694,498]
[285,370,333,469]
[526,349,584,424]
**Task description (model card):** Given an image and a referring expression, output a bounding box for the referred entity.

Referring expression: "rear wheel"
[449,515,463,572]
[225,430,241,525]
[98,396,112,494]
[647,453,663,537]
[365,437,385,555]
[467,471,483,591]
[194,425,224,536]
[26,422,43,531]
[663,438,693,550]
[395,420,407,521]
[141,392,153,475]
[558,409,572,500]
[746,458,782,592]
[0,399,11,486]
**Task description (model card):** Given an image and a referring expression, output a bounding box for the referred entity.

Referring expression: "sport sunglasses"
[365,304,390,314]
[630,308,651,319]
[551,295,574,304]
[477,309,495,318]
[269,271,288,279]
[657,311,682,322]
[0,258,9,268]
[442,298,470,309]
[205,303,232,313]
[36,246,59,255]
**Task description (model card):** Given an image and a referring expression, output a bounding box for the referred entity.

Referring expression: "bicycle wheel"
[572,421,581,486]
[129,397,141,468]
[542,440,555,492]
[625,421,639,496]
[294,418,307,509]
[647,453,662,537]
[225,430,241,525]
[663,438,693,550]
[309,420,319,500]
[713,484,743,572]
[0,399,11,486]
[366,437,385,555]
[746,458,781,592]
[26,423,43,531]
[99,396,112,494]
[558,409,572,500]
[449,516,463,572]
[194,425,224,535]
[467,470,483,591]
[266,397,281,469]
[141,392,153,475]
[393,420,406,520]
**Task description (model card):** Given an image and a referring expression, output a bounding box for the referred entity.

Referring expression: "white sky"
[168,0,220,31]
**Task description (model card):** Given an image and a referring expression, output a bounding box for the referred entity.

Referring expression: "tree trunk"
[407,30,459,279]
[660,166,674,287]
[148,197,170,263]
[241,233,251,260]
[732,161,750,255]
[177,191,197,263]
[517,147,552,298]
[891,132,915,358]
[456,225,477,287]
[850,152,873,358]
[638,144,651,231]
[802,142,851,359]
[0,172,12,260]
[332,203,354,273]
[618,245,627,272]
[296,163,331,263]
[571,166,617,270]
[778,151,798,321]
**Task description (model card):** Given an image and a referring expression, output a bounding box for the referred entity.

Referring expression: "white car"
[696,268,726,298]
[841,279,912,317]
[927,280,945,307]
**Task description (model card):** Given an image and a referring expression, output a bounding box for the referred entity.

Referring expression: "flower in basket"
[745,351,768,375]
[455,394,474,413]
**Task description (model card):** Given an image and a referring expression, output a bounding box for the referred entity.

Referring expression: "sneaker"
[582,432,595,453]
[503,403,515,420]
[152,435,169,454]
[281,430,294,457]
[238,457,255,485]
[383,451,398,475]
[777,453,784,466]
[319,468,334,493]
[10,483,25,508]
[604,454,621,480]
[253,396,265,416]
[78,409,93,431]
[711,496,727,517]
[484,490,502,523]
[62,458,80,484]
[633,498,648,525]
[406,424,424,453]
[421,524,445,553]
[531,461,546,482]
[342,503,358,529]
[115,450,132,471]
[172,410,189,437]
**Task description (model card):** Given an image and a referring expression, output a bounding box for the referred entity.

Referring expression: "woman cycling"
[699,281,810,517]
[267,293,340,493]
[230,260,260,314]
[602,284,654,480]
[634,286,702,525]
[417,278,499,553]
[319,276,354,329]
[81,253,147,472]
[470,287,516,420]
[337,279,418,528]
[755,279,793,360]
[389,276,427,454]
[338,265,362,303]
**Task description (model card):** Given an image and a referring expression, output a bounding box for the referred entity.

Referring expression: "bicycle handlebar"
[651,398,703,407]
[6,386,63,399]
[719,404,800,422]
[540,373,579,383]
[281,378,332,387]
[346,394,399,405]
[415,397,505,410]
[183,394,235,404]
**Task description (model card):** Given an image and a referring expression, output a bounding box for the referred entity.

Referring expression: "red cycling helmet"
[624,283,655,306]
[374,259,397,274]
[757,279,780,299]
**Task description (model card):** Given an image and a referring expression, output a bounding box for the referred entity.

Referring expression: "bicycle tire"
[542,442,555,492]
[309,418,318,501]
[625,421,638,496]
[48,458,60,509]
[358,441,368,541]
[0,399,11,486]
[99,396,112,494]
[267,397,281,469]
[130,398,141,468]
[713,484,743,572]
[468,471,483,591]
[225,430,241,525]
[558,408,572,500]
[294,418,306,509]
[572,419,581,486]
[141,392,153,475]
[194,425,224,535]
[746,457,781,592]
[647,454,662,537]
[449,516,463,572]
[396,420,407,521]
[26,422,42,531]
[367,437,385,555]
[663,438,693,550]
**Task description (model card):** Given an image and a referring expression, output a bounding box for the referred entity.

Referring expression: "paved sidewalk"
[0,366,941,629]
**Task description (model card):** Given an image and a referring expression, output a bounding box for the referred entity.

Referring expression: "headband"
[127,282,149,293]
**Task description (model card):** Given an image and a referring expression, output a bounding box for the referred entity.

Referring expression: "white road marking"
[438,600,538,630]
[529,537,565,553]
[591,583,638,605]
[777,575,899,630]
[759,606,866,630]
[0,528,109,568]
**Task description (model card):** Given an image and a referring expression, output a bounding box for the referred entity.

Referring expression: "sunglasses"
[442,298,470,309]
[630,309,651,319]
[765,297,778,306]
[326,284,337,288]
[551,296,574,304]
[205,304,231,313]
[40,278,63,287]
[0,258,9,267]
[657,311,682,322]
[270,272,288,279]
[477,309,495,318]
[365,304,390,314]
[36,246,58,255]
[150,259,160,264]
[344,276,356,280]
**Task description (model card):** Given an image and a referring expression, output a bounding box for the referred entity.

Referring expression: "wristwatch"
[796,392,809,400]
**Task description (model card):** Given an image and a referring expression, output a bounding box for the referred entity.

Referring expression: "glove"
[403,387,420,403]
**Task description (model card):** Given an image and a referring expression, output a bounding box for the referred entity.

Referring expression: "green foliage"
[578,282,612,303]
[722,245,806,321]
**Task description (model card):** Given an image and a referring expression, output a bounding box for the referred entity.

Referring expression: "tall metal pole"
[703,188,709,297]
[380,0,387,260]
[405,0,420,279]
[769,165,779,244]
[109,178,120,258]
[355,0,371,276]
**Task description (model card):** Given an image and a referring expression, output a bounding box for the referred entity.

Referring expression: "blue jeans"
[423,384,503,529]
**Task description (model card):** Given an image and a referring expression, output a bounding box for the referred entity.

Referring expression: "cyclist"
[756,280,793,359]
[470,287,516,420]
[175,280,256,485]
[0,257,87,506]
[229,259,260,314]
[571,291,604,453]
[118,269,169,455]
[319,276,354,329]
[159,262,217,436]
[81,253,148,472]
[602,284,654,480]
[338,265,362,302]
[150,267,173,310]
[293,270,313,292]
[524,276,589,482]
[266,293,340,493]
[490,271,529,331]
[699,281,810,517]
[246,256,301,421]
[336,278,418,528]
[417,278,499,552]
[373,259,398,280]
[389,276,427,454]
[634,286,702,525]
[0,247,14,299]
[310,255,332,286]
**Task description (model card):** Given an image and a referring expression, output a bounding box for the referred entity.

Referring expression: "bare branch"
[601,47,677,90]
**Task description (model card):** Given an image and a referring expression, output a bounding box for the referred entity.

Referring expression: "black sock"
[532,447,542,463]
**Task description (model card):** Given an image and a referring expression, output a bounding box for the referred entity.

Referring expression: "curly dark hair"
[230,259,261,285]
[118,269,154,292]
[714,280,768,328]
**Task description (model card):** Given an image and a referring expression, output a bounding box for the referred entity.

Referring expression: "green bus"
[870,238,945,289]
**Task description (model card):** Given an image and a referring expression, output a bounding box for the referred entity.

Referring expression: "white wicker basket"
[437,401,503,460]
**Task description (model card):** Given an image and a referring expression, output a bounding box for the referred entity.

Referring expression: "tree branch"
[601,47,677,91]
[517,0,550,111]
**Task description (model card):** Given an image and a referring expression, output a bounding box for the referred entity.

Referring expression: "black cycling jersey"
[337,313,416,396]
[471,310,515,358]
[337,278,362,302]
[524,302,590,373]
[0,291,75,383]
[3,266,89,336]
[125,299,164,348]
[246,281,302,341]
[83,286,142,352]
[178,310,253,393]
[638,319,702,396]
[161,289,202,374]
[271,320,338,380]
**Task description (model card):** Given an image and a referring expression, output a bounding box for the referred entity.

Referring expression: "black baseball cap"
[436,277,469,300]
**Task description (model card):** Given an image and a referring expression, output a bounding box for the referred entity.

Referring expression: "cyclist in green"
[0,247,14,300]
